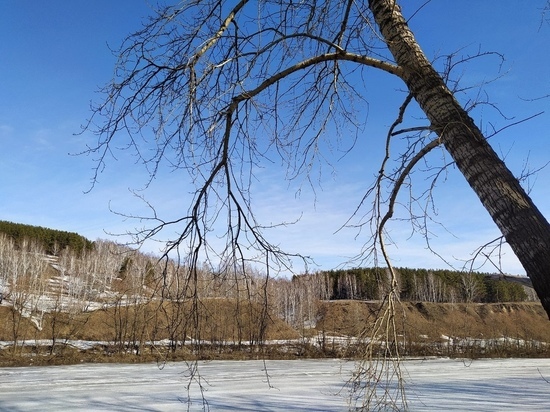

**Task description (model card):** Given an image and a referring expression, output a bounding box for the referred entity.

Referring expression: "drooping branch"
[85,7,406,270]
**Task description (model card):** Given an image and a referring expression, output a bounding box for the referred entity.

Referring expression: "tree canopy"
[0,220,93,255]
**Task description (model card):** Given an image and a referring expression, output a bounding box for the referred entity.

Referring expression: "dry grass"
[2,300,550,366]
[316,300,550,358]
[316,300,550,340]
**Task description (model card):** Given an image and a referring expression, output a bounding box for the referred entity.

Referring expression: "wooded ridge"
[0,220,546,365]
[0,220,93,255]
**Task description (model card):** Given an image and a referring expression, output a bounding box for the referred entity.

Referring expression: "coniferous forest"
[0,220,93,255]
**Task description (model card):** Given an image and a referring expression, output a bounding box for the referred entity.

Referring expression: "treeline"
[270,268,532,331]
[0,226,537,359]
[319,267,529,303]
[0,231,272,349]
[0,220,93,255]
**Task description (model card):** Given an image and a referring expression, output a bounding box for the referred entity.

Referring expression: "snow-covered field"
[0,358,549,411]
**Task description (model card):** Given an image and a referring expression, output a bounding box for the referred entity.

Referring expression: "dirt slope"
[316,301,550,342]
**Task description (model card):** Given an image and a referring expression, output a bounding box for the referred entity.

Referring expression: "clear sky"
[1,1,548,275]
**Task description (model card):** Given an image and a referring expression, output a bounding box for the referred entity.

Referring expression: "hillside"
[316,300,550,356]
[2,299,550,366]
[0,221,548,365]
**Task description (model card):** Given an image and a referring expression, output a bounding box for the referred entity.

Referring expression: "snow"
[0,358,549,411]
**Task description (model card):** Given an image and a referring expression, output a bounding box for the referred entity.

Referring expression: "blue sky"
[1,1,548,275]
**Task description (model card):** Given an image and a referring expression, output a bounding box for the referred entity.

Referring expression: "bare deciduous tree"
[84,0,549,409]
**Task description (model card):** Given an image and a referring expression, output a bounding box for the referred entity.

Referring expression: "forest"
[0,220,93,255]
[0,221,532,311]
[320,267,530,304]
[0,221,542,364]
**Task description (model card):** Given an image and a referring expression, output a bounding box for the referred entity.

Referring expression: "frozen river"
[1,358,549,411]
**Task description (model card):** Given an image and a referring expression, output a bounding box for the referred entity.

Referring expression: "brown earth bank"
[1,300,550,366]
[316,300,550,342]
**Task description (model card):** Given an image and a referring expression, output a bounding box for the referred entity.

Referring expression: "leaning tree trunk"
[369,0,550,317]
